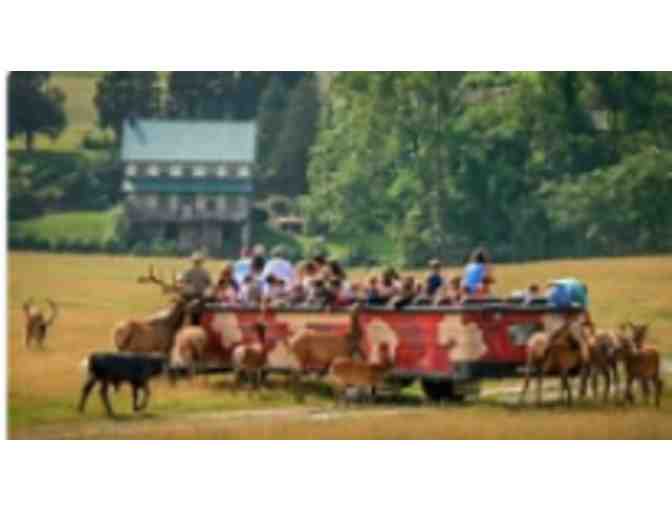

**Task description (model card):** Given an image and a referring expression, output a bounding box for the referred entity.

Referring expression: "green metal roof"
[121,119,256,163]
[123,177,253,194]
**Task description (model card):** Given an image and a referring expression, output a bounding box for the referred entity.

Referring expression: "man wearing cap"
[181,251,212,299]
[262,245,295,292]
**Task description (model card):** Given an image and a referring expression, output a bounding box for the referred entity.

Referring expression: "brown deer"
[580,324,626,403]
[112,266,195,355]
[519,320,588,406]
[621,322,663,408]
[22,298,58,349]
[328,342,394,405]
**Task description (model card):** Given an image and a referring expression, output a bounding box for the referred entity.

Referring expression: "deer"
[621,322,663,408]
[22,298,58,349]
[519,319,589,407]
[112,265,197,355]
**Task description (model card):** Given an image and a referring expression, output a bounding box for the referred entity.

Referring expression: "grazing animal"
[328,342,394,404]
[78,352,169,417]
[580,325,626,403]
[22,298,58,349]
[170,325,209,376]
[519,320,588,406]
[112,266,194,354]
[232,323,270,392]
[621,323,663,408]
[283,305,364,401]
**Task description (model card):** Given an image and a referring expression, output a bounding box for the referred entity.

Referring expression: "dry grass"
[7,252,672,439]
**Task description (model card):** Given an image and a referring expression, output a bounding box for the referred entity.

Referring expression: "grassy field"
[7,252,672,439]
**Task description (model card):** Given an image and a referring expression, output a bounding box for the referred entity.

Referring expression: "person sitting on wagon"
[212,264,240,304]
[461,247,495,298]
[546,278,593,328]
[262,245,295,292]
[523,282,542,304]
[434,275,463,306]
[233,247,253,286]
[182,251,212,300]
[365,276,384,305]
[239,274,262,306]
[425,259,444,298]
[377,267,400,304]
[391,276,417,309]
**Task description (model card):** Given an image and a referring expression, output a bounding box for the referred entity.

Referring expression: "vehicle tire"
[421,379,465,402]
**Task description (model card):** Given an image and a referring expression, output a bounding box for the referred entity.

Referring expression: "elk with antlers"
[22,298,58,349]
[112,265,197,354]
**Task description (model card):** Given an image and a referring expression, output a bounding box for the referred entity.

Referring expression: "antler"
[44,299,58,326]
[138,265,179,295]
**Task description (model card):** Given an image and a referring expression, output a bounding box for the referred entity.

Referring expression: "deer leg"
[641,378,650,405]
[138,383,150,410]
[519,368,531,405]
[655,378,663,408]
[132,384,140,412]
[562,370,572,407]
[25,326,32,349]
[603,368,611,404]
[611,362,621,402]
[579,366,589,399]
[99,381,115,417]
[536,369,544,406]
[78,376,97,413]
[590,368,598,401]
[625,375,635,404]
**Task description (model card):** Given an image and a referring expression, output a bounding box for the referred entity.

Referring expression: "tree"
[94,72,162,143]
[8,72,67,152]
[268,75,321,196]
[255,76,290,193]
[166,72,236,119]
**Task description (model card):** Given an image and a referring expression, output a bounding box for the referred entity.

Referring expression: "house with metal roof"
[121,118,256,255]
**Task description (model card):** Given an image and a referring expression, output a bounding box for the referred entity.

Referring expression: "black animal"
[78,352,169,417]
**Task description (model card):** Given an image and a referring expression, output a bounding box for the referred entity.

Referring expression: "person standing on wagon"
[461,247,495,298]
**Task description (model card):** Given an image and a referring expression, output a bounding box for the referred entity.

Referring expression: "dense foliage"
[8,72,67,152]
[304,72,672,265]
[94,72,162,142]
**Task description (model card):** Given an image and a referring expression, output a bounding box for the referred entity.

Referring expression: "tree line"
[303,72,672,265]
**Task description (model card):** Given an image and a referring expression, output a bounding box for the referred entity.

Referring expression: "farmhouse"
[121,119,256,256]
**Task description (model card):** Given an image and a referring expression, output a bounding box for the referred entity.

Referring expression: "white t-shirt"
[262,257,295,287]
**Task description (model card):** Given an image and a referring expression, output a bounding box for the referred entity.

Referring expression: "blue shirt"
[426,273,443,295]
[463,262,486,293]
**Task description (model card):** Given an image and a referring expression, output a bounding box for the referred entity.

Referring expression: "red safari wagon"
[201,299,587,400]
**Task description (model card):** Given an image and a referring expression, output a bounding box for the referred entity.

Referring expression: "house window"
[205,197,217,213]
[193,165,207,177]
[145,194,159,209]
[169,164,182,177]
[217,196,228,212]
[216,165,229,177]
[147,164,160,177]
[238,165,250,178]
[126,164,137,176]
